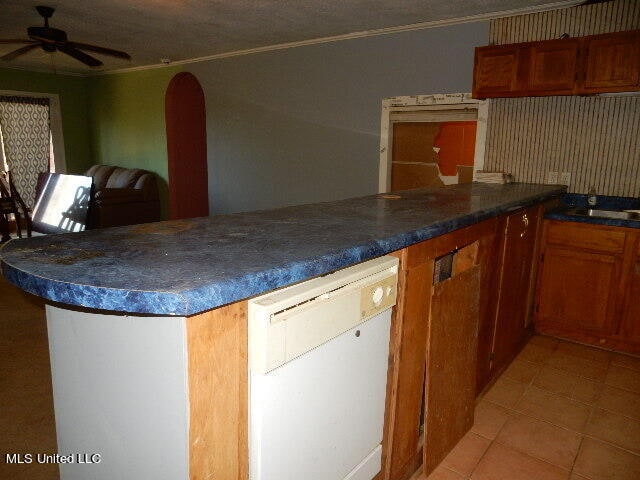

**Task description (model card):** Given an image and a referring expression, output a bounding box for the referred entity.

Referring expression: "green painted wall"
[0,68,92,174]
[87,66,181,218]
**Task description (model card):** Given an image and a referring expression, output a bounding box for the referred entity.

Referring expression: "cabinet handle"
[635,262,640,275]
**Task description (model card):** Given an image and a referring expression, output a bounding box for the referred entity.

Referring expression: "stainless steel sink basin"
[565,207,640,221]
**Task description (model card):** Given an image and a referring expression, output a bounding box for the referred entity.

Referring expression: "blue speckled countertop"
[0,183,564,316]
[545,193,640,228]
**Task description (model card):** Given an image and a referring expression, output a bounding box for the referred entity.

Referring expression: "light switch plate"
[560,172,571,186]
[547,171,559,184]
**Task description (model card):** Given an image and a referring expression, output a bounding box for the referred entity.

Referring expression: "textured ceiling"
[0,0,579,74]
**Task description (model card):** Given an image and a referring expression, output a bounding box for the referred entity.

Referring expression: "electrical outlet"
[560,172,571,186]
[546,171,559,184]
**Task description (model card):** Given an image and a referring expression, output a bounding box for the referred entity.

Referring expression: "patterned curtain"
[0,96,51,208]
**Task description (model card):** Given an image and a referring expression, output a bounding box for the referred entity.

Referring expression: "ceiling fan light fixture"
[0,5,131,68]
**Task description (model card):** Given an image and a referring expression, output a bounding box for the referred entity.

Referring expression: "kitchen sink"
[565,207,640,221]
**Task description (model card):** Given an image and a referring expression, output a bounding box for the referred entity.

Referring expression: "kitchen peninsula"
[0,183,564,480]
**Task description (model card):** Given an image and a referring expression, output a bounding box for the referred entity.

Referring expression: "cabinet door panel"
[582,31,640,92]
[473,46,520,97]
[492,206,541,369]
[538,246,618,335]
[620,241,640,342]
[424,267,480,476]
[475,229,503,394]
[529,39,579,93]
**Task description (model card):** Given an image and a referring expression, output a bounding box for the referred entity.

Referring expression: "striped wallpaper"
[484,0,640,196]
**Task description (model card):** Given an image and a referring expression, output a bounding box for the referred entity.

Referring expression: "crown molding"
[0,64,87,77]
[5,0,582,77]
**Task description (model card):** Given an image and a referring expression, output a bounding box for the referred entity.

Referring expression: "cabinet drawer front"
[545,221,625,253]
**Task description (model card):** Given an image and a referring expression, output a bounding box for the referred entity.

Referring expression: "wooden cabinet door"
[537,246,620,336]
[529,39,579,94]
[423,266,480,476]
[619,236,640,343]
[475,226,503,394]
[491,206,541,370]
[580,30,640,93]
[473,45,521,98]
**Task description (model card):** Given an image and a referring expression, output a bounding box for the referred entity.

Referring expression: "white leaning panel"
[46,306,189,480]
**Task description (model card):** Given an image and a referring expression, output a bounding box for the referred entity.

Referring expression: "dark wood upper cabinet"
[580,30,640,92]
[472,45,522,97]
[529,39,579,93]
[473,30,640,99]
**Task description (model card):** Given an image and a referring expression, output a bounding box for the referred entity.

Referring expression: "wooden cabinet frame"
[473,30,640,99]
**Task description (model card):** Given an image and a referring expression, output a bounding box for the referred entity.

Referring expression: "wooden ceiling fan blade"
[1,43,41,61]
[0,39,37,44]
[58,45,103,67]
[29,35,57,44]
[66,41,131,60]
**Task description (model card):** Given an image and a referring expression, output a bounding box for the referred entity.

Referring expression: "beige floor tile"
[605,364,640,394]
[610,352,640,372]
[533,366,600,404]
[518,342,555,364]
[503,358,540,384]
[442,432,491,477]
[472,400,511,440]
[470,443,569,480]
[514,386,592,431]
[573,437,640,480]
[555,341,611,366]
[483,377,527,409]
[584,408,640,454]
[495,413,582,470]
[596,385,640,421]
[547,351,608,382]
[426,464,466,480]
[529,335,560,350]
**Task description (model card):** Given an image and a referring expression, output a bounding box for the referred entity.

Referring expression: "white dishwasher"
[248,256,399,480]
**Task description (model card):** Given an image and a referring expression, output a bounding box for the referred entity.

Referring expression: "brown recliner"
[85,165,161,229]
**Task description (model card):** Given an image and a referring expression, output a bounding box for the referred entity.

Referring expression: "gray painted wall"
[187,22,489,214]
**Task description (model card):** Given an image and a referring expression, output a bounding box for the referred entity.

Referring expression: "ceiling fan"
[0,5,131,68]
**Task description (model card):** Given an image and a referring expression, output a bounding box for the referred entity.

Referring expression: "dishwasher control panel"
[248,256,399,374]
[360,275,397,320]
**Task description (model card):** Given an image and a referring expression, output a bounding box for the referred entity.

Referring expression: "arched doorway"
[165,72,209,220]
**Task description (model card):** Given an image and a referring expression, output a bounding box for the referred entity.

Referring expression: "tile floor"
[415,335,640,480]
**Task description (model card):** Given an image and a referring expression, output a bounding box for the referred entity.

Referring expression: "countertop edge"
[1,186,564,316]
